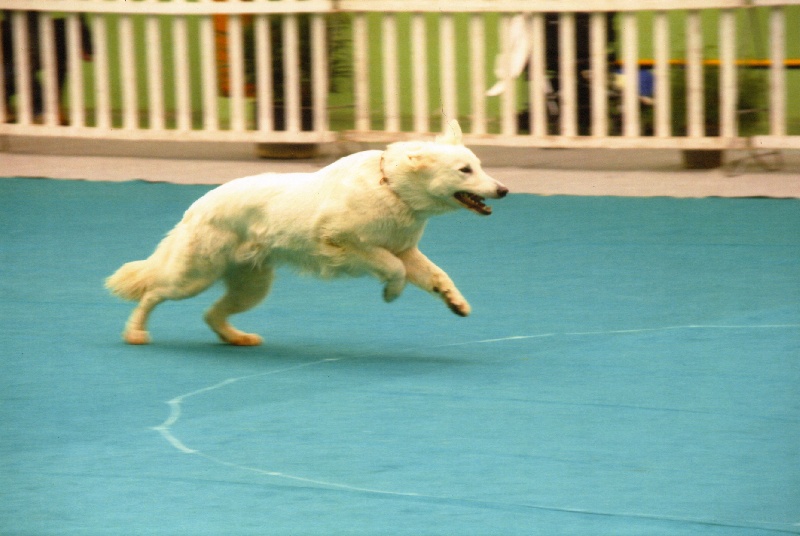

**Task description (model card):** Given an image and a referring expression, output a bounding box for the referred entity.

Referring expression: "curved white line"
[151,359,339,454]
[151,324,800,531]
[152,399,197,454]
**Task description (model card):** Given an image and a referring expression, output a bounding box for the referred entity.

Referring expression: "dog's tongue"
[454,192,491,215]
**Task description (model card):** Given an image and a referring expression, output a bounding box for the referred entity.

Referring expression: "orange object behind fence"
[214,0,255,97]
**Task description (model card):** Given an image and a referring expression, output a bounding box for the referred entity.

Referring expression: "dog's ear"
[386,141,431,172]
[406,146,433,171]
[385,141,432,173]
[435,120,463,145]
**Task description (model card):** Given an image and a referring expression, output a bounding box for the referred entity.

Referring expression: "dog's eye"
[459,165,473,174]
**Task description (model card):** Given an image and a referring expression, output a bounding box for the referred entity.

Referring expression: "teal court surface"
[1,176,799,535]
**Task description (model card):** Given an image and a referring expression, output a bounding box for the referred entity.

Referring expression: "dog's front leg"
[343,245,407,302]
[397,248,471,317]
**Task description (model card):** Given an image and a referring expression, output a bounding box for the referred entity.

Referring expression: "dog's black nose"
[497,185,509,198]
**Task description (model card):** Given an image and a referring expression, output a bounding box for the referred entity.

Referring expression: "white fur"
[107,121,508,345]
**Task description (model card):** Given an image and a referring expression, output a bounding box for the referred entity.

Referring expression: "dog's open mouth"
[454,191,492,215]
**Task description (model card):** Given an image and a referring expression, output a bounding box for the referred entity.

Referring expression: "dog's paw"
[439,288,472,316]
[383,279,405,303]
[124,329,151,345]
[222,332,263,346]
[447,298,471,317]
[205,312,263,346]
[441,289,471,317]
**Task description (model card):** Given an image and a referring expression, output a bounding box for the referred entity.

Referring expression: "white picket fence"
[0,0,797,151]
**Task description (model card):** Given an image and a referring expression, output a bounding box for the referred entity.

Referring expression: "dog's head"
[382,121,509,216]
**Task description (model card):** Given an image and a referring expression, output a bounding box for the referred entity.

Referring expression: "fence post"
[440,13,457,130]
[382,13,399,132]
[254,14,274,132]
[227,14,246,131]
[653,10,671,138]
[469,14,486,135]
[92,14,111,129]
[311,13,328,133]
[719,9,737,139]
[558,12,577,137]
[621,11,640,137]
[12,11,33,125]
[411,13,429,133]
[769,6,786,137]
[590,12,608,138]
[200,14,219,131]
[282,14,301,133]
[119,14,139,130]
[686,10,704,138]
[145,15,164,130]
[353,12,370,131]
[39,13,59,126]
[499,14,516,136]
[529,12,547,137]
[172,15,191,131]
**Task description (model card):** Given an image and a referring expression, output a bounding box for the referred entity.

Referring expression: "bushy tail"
[106,260,154,301]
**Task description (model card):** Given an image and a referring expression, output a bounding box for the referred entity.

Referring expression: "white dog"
[107,121,508,345]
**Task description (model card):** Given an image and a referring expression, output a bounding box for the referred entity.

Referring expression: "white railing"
[0,0,797,151]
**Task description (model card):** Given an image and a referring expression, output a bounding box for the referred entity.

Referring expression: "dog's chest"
[333,211,425,253]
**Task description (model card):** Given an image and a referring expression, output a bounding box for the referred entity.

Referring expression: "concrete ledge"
[2,135,799,198]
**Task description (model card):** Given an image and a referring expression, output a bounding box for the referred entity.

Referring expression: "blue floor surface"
[1,177,799,535]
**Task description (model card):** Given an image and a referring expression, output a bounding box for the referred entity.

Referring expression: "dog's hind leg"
[398,248,471,317]
[123,274,220,345]
[123,292,165,345]
[204,264,273,346]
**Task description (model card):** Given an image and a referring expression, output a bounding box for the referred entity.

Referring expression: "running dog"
[106,121,508,345]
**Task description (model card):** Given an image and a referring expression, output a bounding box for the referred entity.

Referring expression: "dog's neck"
[378,151,418,215]
[377,150,448,218]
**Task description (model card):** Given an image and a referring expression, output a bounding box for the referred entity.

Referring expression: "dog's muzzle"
[454,185,508,216]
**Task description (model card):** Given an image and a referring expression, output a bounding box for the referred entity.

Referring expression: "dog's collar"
[379,151,389,186]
